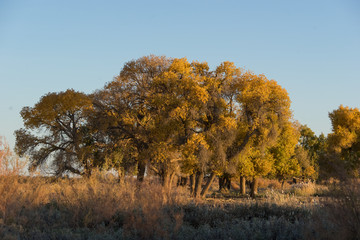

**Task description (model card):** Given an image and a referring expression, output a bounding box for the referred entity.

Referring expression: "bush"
[289,182,317,196]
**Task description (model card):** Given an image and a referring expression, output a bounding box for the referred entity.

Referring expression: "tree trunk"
[219,174,231,191]
[178,176,188,186]
[190,174,196,196]
[137,161,146,182]
[201,172,216,197]
[219,176,225,191]
[250,177,258,198]
[162,171,171,190]
[281,179,285,189]
[226,176,231,190]
[194,172,204,198]
[169,172,175,190]
[117,169,125,184]
[240,176,246,195]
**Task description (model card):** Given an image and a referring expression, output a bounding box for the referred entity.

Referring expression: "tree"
[181,61,240,198]
[299,125,326,163]
[14,55,296,200]
[228,72,292,197]
[148,58,209,191]
[15,89,94,176]
[182,66,293,198]
[270,122,301,188]
[91,55,172,182]
[0,136,26,175]
[293,145,318,181]
[296,124,323,180]
[328,105,360,177]
[235,146,254,194]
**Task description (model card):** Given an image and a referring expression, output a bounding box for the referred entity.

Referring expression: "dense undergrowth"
[0,174,359,240]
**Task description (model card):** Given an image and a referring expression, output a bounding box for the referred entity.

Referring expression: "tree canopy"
[14,55,359,197]
[15,89,94,176]
[328,105,360,176]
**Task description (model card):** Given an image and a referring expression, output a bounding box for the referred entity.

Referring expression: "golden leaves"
[327,105,360,172]
[17,55,296,178]
[328,105,360,153]
[21,89,92,129]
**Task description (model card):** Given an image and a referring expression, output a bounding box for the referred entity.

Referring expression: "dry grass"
[0,172,358,239]
[0,173,188,239]
[258,178,291,190]
[288,182,317,196]
[308,180,360,240]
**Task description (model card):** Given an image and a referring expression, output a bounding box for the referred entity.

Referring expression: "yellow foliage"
[21,89,92,129]
[16,55,296,181]
[328,105,360,171]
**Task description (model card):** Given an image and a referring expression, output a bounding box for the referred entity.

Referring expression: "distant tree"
[293,145,318,180]
[0,136,26,175]
[299,125,319,154]
[270,122,301,188]
[295,124,323,180]
[15,89,94,176]
[299,125,326,161]
[328,105,360,177]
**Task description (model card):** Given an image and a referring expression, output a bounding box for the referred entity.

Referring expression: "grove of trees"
[14,55,359,197]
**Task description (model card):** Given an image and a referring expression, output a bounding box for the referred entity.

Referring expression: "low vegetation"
[0,173,359,240]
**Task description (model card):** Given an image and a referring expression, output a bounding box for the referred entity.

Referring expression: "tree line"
[14,55,360,197]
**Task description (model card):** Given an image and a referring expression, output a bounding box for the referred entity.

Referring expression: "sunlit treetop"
[21,89,92,130]
[328,105,360,153]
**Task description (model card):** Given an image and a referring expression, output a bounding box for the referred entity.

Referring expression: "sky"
[1,0,359,150]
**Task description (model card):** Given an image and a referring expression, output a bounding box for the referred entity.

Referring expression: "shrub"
[289,182,317,196]
[308,180,360,240]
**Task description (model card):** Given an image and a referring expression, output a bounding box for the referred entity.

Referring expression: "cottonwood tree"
[180,61,241,198]
[297,125,325,179]
[91,55,172,181]
[270,122,301,188]
[293,145,318,181]
[14,55,297,199]
[147,58,209,190]
[328,105,360,177]
[228,72,292,197]
[179,63,293,198]
[181,63,293,198]
[15,89,95,176]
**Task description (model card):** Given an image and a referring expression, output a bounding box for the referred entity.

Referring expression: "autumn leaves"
[14,55,358,197]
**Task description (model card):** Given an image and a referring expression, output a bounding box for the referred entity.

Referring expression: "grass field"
[0,174,359,240]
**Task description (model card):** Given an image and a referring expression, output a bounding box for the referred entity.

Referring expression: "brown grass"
[314,180,360,239]
[0,169,359,239]
[258,178,291,190]
[0,172,189,239]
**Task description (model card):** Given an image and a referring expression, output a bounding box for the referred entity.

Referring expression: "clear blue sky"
[1,0,359,149]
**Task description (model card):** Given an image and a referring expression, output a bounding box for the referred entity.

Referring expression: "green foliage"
[298,124,326,179]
